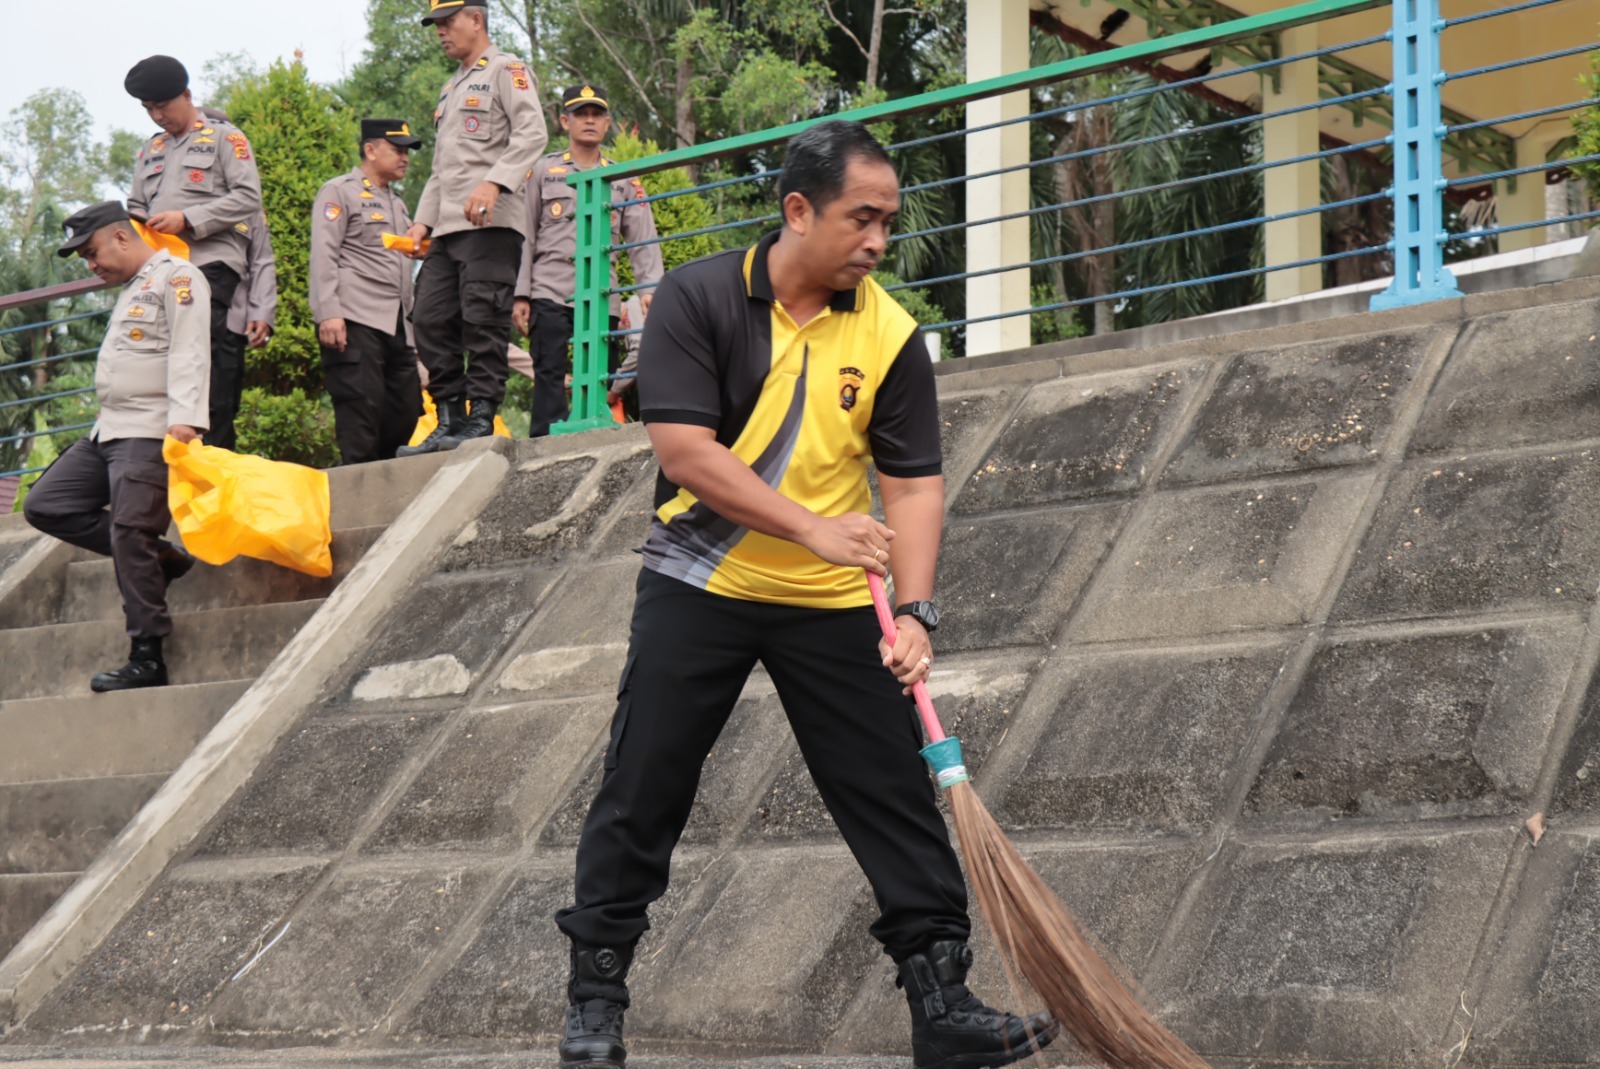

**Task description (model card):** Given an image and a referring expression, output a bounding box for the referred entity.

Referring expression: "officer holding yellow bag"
[23,201,210,692]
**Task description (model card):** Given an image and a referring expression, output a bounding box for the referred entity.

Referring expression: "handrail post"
[1371,0,1462,310]
[552,172,620,435]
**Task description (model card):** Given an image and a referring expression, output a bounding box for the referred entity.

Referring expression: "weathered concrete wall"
[8,277,1600,1067]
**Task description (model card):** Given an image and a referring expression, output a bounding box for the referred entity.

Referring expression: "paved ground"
[0,1049,920,1069]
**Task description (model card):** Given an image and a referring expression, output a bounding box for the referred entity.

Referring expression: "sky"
[3,2,376,143]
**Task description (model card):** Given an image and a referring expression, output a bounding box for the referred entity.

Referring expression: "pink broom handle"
[866,571,947,744]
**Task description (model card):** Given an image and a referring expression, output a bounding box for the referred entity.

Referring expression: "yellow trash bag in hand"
[408,390,511,446]
[163,436,333,578]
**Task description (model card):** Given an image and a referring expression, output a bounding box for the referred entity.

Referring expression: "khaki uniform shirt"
[309,168,415,343]
[416,44,548,240]
[226,212,277,336]
[93,250,212,442]
[128,118,264,277]
[515,150,664,317]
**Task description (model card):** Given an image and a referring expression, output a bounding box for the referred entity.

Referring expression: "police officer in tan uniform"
[24,202,211,692]
[310,119,426,464]
[124,56,262,452]
[227,213,277,352]
[513,85,663,437]
[197,109,276,357]
[397,0,548,455]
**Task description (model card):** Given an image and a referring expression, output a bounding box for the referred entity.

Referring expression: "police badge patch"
[324,203,342,222]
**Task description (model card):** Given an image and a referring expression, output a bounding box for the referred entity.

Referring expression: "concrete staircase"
[0,454,448,965]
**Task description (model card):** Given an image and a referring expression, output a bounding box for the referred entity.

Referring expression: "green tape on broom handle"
[866,571,970,789]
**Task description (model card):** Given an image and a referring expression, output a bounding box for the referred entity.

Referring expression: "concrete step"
[57,526,384,624]
[0,680,251,786]
[0,599,323,702]
[0,773,166,874]
[0,873,77,963]
[327,452,452,530]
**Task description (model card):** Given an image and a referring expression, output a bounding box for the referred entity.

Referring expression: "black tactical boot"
[559,942,633,1069]
[397,396,467,457]
[90,637,169,693]
[439,399,497,450]
[158,540,197,584]
[899,941,1058,1069]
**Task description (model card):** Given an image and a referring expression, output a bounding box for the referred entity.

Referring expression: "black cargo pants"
[323,310,423,464]
[555,568,972,963]
[412,228,523,407]
[23,436,175,639]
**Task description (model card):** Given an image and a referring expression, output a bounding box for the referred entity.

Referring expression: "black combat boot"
[158,540,197,584]
[558,942,633,1069]
[439,398,497,450]
[899,941,1058,1069]
[90,637,169,693]
[398,396,467,457]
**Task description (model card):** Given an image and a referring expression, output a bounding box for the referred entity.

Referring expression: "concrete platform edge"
[0,443,513,1028]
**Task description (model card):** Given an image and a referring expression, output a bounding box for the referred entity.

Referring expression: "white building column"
[965,0,1031,356]
[1262,25,1322,301]
[1498,134,1560,252]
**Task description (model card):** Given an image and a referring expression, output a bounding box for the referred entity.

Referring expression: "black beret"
[58,201,131,258]
[125,56,189,102]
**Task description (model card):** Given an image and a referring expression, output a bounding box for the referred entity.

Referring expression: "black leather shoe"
[158,541,196,584]
[398,396,467,457]
[439,399,497,450]
[899,941,1057,1069]
[91,637,169,693]
[559,943,633,1069]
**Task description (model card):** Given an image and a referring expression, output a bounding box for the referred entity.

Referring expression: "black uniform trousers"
[23,436,174,639]
[527,300,621,438]
[322,311,423,465]
[555,568,971,963]
[412,228,522,407]
[198,262,245,450]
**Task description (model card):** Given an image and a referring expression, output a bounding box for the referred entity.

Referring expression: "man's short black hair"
[777,120,892,215]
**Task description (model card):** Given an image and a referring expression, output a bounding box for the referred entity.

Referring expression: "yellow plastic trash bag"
[163,436,333,578]
[408,390,511,447]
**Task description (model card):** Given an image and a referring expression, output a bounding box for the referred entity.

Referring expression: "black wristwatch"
[895,601,940,633]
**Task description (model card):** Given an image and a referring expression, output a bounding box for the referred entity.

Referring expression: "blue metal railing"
[557,0,1598,428]
[0,280,112,484]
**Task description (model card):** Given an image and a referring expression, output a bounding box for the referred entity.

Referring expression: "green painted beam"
[1103,0,1514,173]
[576,0,1388,185]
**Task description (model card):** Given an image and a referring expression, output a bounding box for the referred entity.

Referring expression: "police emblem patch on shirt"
[465,96,480,108]
[839,366,864,411]
[548,166,567,175]
[194,136,216,145]
[188,169,205,183]
[370,212,386,222]
[226,133,251,160]
[511,72,530,90]
[324,203,342,222]
[126,305,146,319]
[464,115,481,133]
[129,328,145,341]
[175,286,193,306]
[360,191,375,199]
[550,202,563,217]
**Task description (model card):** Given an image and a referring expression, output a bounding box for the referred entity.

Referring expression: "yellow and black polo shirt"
[638,230,941,608]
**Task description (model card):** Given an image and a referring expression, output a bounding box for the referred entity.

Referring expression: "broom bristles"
[948,784,1210,1069]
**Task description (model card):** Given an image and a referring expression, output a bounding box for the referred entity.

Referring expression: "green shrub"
[235,387,339,468]
[1575,55,1600,187]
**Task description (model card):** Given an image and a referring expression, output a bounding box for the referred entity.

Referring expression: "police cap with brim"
[124,56,189,102]
[57,202,131,259]
[361,118,423,150]
[421,0,486,25]
[562,85,610,113]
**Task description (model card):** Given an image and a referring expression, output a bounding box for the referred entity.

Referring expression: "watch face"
[920,602,940,630]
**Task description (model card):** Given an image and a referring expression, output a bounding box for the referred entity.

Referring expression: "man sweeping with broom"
[553,120,1056,1069]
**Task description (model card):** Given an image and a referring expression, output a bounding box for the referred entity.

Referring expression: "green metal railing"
[556,0,1391,434]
